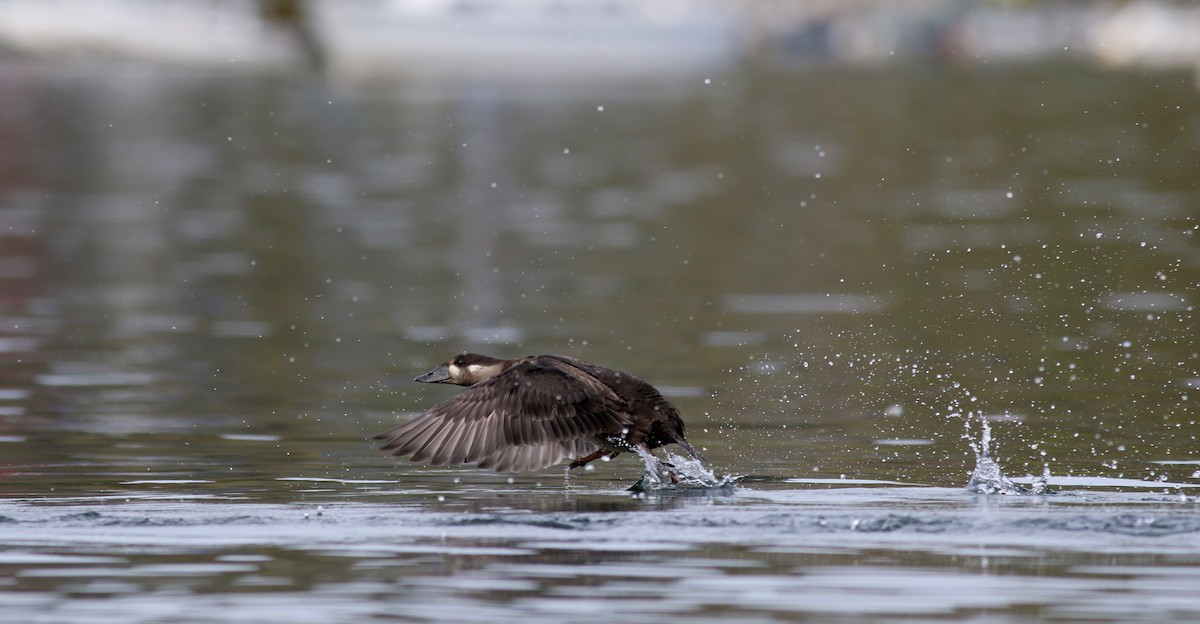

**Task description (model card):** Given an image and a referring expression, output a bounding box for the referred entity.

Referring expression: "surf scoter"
[374,353,702,473]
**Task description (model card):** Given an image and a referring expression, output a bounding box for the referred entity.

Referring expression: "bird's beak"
[415,364,451,383]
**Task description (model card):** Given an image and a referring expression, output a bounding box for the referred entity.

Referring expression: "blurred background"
[0,0,1197,487]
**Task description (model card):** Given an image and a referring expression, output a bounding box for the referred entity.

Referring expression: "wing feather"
[409,419,454,463]
[375,360,631,472]
[428,418,469,466]
[385,417,444,458]
[456,413,487,464]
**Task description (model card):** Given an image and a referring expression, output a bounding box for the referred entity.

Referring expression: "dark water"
[1,55,1199,622]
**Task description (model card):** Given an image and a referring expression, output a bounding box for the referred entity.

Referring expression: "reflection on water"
[0,40,1198,623]
[3,488,1200,623]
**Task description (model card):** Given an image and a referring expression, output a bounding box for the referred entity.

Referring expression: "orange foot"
[569,449,617,469]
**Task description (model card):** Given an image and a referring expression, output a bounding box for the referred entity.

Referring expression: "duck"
[374,353,702,474]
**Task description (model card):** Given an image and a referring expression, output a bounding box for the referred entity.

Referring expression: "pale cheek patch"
[467,364,485,375]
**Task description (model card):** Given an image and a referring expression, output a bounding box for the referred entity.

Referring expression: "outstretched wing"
[375,362,630,472]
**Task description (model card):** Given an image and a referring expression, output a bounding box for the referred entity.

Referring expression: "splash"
[628,447,738,492]
[1028,462,1053,495]
[963,412,1051,495]
[966,451,1028,495]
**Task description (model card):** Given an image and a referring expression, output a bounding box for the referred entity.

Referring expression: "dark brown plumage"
[374,353,701,473]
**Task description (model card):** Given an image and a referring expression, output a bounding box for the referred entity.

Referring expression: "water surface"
[1,48,1199,622]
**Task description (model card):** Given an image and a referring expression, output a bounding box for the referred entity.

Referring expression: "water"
[627,448,737,492]
[4,482,1200,623]
[2,35,1200,623]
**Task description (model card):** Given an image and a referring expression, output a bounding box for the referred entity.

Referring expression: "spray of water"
[963,411,1052,495]
[627,447,738,492]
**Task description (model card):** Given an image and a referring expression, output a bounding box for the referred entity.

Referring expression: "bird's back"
[539,355,687,449]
